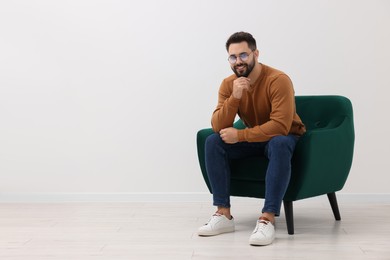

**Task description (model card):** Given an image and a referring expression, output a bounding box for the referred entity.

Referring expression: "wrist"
[237,130,246,142]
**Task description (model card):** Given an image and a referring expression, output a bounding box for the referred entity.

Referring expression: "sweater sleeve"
[211,80,240,133]
[237,75,295,142]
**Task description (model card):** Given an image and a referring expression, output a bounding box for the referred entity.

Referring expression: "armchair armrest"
[285,116,355,200]
[196,128,214,191]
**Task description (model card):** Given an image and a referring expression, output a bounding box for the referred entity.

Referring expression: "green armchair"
[196,95,355,235]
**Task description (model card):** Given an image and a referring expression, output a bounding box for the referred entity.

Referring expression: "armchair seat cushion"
[230,157,268,182]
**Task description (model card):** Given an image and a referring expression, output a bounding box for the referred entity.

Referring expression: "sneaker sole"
[198,226,235,236]
[249,236,274,246]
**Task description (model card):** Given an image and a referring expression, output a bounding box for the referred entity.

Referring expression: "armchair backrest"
[295,95,354,131]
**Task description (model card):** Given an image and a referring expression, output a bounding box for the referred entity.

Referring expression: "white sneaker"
[249,219,275,246]
[198,213,235,236]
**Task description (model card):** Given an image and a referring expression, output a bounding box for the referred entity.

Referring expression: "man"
[197,32,306,246]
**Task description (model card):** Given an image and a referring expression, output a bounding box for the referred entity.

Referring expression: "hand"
[219,127,238,144]
[232,77,250,99]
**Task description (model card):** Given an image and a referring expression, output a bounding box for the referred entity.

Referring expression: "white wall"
[0,0,389,195]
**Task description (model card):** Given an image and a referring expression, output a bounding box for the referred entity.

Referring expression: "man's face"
[228,42,257,78]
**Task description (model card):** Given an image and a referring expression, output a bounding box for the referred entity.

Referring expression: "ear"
[254,49,260,59]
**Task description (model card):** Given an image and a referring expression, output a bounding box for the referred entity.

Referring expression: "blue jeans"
[205,133,299,216]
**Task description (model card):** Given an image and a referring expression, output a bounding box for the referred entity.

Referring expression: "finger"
[243,78,251,85]
[238,77,250,82]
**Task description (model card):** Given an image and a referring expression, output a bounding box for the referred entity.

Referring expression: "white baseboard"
[0,192,211,203]
[0,192,389,203]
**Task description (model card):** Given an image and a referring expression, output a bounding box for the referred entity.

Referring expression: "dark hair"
[225,31,257,51]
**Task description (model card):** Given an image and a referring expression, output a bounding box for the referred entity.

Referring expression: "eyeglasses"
[228,51,254,64]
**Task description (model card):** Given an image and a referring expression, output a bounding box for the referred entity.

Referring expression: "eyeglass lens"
[228,53,249,64]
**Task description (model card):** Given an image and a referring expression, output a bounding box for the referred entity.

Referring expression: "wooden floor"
[0,196,389,260]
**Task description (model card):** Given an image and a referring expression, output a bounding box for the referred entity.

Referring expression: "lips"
[235,64,247,72]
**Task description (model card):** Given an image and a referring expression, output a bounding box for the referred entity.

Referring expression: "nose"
[235,56,244,63]
[235,59,244,66]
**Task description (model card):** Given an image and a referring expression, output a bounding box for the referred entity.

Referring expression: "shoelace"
[204,213,222,225]
[253,220,270,233]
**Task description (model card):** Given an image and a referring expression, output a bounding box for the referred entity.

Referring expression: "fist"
[232,77,250,99]
[219,127,239,144]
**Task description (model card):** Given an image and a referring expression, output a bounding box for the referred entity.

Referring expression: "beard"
[232,57,256,78]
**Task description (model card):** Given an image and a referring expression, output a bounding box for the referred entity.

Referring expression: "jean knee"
[205,133,224,152]
[267,135,296,156]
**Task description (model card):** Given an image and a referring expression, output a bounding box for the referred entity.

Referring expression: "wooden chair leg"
[327,192,341,220]
[283,200,294,235]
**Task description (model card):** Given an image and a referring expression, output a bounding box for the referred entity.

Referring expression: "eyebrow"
[229,52,249,57]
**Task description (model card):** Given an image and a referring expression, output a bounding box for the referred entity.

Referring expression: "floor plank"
[0,198,389,259]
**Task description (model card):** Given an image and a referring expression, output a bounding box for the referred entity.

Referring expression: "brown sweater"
[211,64,306,142]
